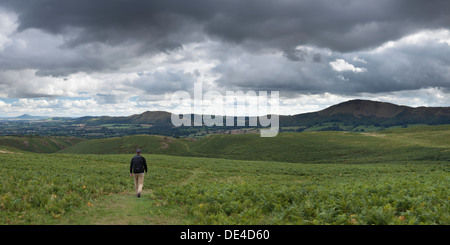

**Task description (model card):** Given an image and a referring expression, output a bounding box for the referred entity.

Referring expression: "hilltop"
[320,99,450,121]
[318,100,409,118]
[0,114,50,120]
[128,111,172,124]
[280,99,450,130]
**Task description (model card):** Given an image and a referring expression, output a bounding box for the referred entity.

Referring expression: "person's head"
[136,149,141,155]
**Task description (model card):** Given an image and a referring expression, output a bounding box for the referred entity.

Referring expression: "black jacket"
[130,154,148,174]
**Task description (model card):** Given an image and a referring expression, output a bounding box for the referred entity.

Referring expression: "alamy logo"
[170,83,279,137]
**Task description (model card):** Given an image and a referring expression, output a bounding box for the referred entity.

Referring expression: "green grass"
[0,152,448,225]
[1,125,449,225]
[49,189,188,225]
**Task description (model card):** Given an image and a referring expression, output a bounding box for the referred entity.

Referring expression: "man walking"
[130,149,148,198]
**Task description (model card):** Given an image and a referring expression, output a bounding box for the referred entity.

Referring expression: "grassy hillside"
[0,136,84,153]
[60,125,450,164]
[1,153,448,225]
[60,135,190,155]
[187,126,450,163]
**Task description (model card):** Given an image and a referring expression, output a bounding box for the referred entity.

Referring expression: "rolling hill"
[59,124,450,164]
[59,134,190,155]
[0,136,83,153]
[280,100,450,129]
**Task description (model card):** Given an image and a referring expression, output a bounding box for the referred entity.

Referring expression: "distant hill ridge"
[280,99,450,128]
[318,100,449,118]
[3,99,449,128]
[125,99,450,126]
[0,114,50,120]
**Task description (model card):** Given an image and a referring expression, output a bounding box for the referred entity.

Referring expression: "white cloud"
[329,59,367,73]
[370,29,450,54]
[0,69,99,98]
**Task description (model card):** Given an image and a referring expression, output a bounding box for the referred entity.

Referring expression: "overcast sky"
[0,0,449,117]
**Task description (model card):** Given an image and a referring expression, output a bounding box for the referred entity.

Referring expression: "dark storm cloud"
[0,0,449,99]
[2,0,209,51]
[3,0,450,53]
[214,35,450,95]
